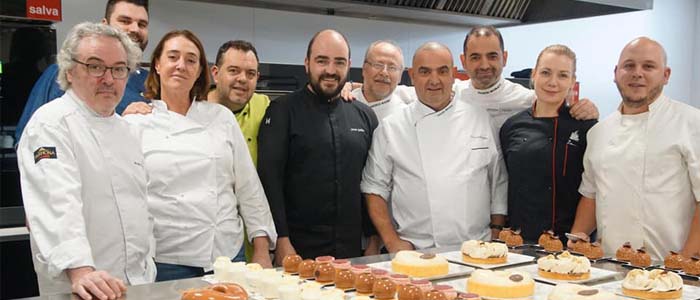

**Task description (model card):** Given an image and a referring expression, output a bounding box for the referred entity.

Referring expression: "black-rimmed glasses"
[72,59,130,79]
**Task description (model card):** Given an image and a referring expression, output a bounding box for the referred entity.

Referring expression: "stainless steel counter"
[17,246,699,299]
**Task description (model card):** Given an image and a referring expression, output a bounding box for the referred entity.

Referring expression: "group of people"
[14,0,700,299]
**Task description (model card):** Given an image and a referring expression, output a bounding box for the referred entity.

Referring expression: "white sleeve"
[228,116,278,249]
[360,122,393,201]
[487,117,508,215]
[684,118,700,202]
[18,120,94,278]
[578,131,597,199]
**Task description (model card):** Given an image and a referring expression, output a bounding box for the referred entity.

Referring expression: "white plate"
[367,260,474,281]
[439,277,554,300]
[506,264,620,285]
[441,251,535,269]
[594,280,699,300]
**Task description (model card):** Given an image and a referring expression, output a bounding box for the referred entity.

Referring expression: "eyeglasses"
[364,61,402,73]
[72,59,130,79]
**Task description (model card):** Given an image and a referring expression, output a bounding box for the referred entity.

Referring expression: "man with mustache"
[258,29,379,263]
[18,22,155,299]
[15,0,150,143]
[361,42,507,252]
[569,37,700,261]
[351,40,408,120]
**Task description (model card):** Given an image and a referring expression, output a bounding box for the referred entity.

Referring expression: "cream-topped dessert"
[466,269,534,299]
[461,240,508,264]
[391,251,449,277]
[547,283,616,300]
[537,251,591,280]
[622,269,683,299]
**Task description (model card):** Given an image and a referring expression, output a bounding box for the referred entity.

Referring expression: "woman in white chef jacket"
[123,30,277,281]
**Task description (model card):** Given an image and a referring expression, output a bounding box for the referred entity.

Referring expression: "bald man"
[569,37,700,260]
[361,42,507,252]
[258,29,379,262]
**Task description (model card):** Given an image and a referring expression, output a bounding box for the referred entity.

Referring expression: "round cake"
[630,247,652,267]
[547,283,617,300]
[622,269,683,300]
[391,251,449,278]
[537,251,591,280]
[461,240,508,264]
[466,269,535,299]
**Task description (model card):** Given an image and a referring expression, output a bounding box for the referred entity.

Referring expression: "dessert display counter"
[17,246,700,299]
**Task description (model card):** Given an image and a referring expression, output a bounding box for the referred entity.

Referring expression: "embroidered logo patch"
[34,147,57,163]
[350,128,365,133]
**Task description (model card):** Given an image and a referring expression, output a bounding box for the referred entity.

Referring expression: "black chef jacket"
[499,103,597,244]
[258,86,379,259]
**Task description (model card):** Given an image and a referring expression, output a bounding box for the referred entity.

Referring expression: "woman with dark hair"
[124,30,277,281]
[499,45,597,245]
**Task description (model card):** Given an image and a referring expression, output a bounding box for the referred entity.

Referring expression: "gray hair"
[364,40,405,68]
[57,22,142,90]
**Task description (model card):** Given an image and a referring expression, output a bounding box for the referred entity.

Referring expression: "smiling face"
[305,30,350,99]
[410,44,454,111]
[460,34,507,90]
[532,52,576,107]
[104,1,149,50]
[154,35,202,97]
[67,35,128,116]
[614,38,670,110]
[361,42,403,102]
[212,48,259,111]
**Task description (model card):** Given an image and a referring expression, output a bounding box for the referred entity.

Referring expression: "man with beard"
[15,0,150,142]
[569,37,700,261]
[351,40,408,120]
[258,29,379,263]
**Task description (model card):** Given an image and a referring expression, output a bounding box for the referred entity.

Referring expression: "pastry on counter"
[298,259,316,279]
[424,289,448,300]
[434,284,457,300]
[391,251,449,277]
[538,230,564,252]
[181,283,248,300]
[663,251,686,270]
[585,242,604,260]
[569,238,591,255]
[505,229,524,247]
[466,269,535,299]
[455,293,481,300]
[622,269,683,299]
[683,256,700,275]
[547,283,617,300]
[537,251,591,280]
[397,283,423,300]
[355,272,375,295]
[373,277,397,300]
[335,268,354,290]
[498,227,514,241]
[615,241,635,262]
[630,247,652,268]
[460,240,508,264]
[282,254,302,273]
[313,260,335,283]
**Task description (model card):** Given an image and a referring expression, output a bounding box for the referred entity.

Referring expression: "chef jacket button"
[548,137,553,142]
[547,186,552,191]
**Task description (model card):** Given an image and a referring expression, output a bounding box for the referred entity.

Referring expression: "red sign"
[26,0,62,22]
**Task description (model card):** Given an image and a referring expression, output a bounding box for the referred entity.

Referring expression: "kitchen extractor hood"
[183,0,653,28]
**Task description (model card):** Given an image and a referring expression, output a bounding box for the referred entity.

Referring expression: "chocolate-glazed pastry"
[298,259,316,279]
[424,290,448,300]
[616,242,635,262]
[664,251,686,270]
[355,272,376,295]
[314,262,334,283]
[334,269,354,290]
[683,256,700,275]
[630,247,652,267]
[372,277,397,300]
[282,254,302,273]
[585,242,604,260]
[398,284,423,300]
[505,229,524,247]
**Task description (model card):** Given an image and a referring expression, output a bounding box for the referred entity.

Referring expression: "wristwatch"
[489,223,504,230]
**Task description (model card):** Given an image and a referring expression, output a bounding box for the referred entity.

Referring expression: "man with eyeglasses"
[17,22,155,298]
[361,42,507,252]
[15,0,150,144]
[351,40,408,120]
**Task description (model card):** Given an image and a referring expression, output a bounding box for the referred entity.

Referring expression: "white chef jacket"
[395,77,534,128]
[579,95,700,261]
[124,100,277,269]
[351,88,408,120]
[361,98,508,249]
[18,90,156,295]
